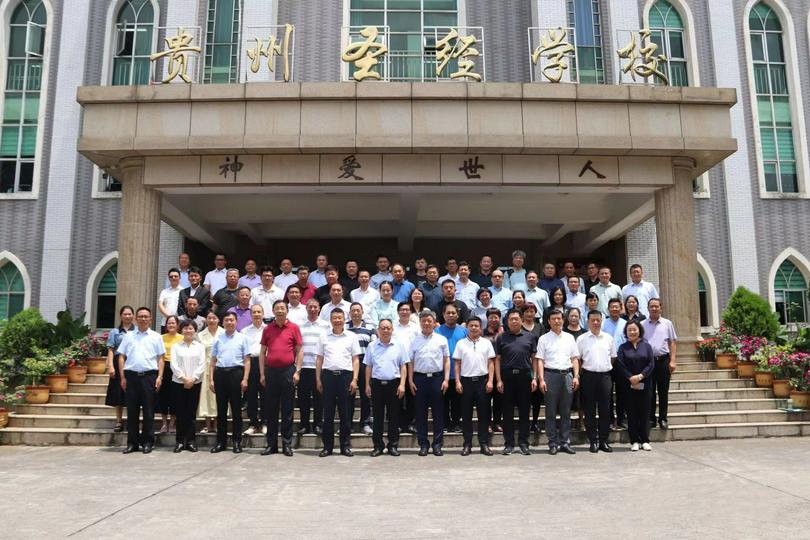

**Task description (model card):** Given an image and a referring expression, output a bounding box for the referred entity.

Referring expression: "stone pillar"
[655,158,700,356]
[115,158,162,318]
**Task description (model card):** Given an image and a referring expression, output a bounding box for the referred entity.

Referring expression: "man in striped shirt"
[348,302,375,435]
[296,298,329,435]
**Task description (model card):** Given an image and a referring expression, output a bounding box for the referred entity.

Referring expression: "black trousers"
[580,369,612,444]
[414,373,444,449]
[460,376,490,446]
[611,367,627,423]
[628,384,652,443]
[124,370,157,447]
[246,356,265,427]
[531,389,542,423]
[443,378,461,428]
[264,364,295,448]
[349,363,371,427]
[649,354,671,422]
[491,391,502,425]
[297,368,322,430]
[400,389,415,430]
[172,382,201,445]
[370,378,401,450]
[501,369,532,447]
[321,370,353,452]
[214,367,244,446]
[156,366,173,416]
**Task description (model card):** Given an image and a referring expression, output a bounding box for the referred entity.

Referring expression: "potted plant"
[85,334,109,374]
[45,350,70,394]
[695,337,717,363]
[63,341,89,383]
[770,351,802,398]
[737,336,768,378]
[0,376,25,429]
[22,353,58,404]
[789,356,810,409]
[714,323,739,369]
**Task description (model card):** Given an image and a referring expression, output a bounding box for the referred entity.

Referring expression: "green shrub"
[21,348,60,386]
[0,308,53,378]
[51,308,90,349]
[721,287,781,341]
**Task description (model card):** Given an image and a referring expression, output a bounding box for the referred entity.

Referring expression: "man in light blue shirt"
[489,269,513,313]
[390,263,416,302]
[118,307,166,454]
[503,249,528,292]
[622,264,659,318]
[364,318,409,456]
[564,275,587,315]
[210,312,251,453]
[592,266,623,316]
[371,254,393,289]
[436,304,468,433]
[524,270,550,314]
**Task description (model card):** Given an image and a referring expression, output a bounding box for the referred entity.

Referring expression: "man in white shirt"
[351,269,380,318]
[164,252,191,289]
[204,253,229,294]
[393,302,419,346]
[439,257,461,286]
[504,249,528,292]
[576,310,617,453]
[316,308,361,457]
[408,309,450,456]
[370,254,393,289]
[285,284,308,326]
[297,298,329,435]
[564,275,587,315]
[158,268,183,330]
[308,254,329,289]
[524,270,550,314]
[240,305,267,436]
[274,258,298,294]
[320,283,352,321]
[535,309,580,455]
[455,261,480,310]
[453,317,495,456]
[251,266,284,320]
[592,266,623,316]
[622,264,660,318]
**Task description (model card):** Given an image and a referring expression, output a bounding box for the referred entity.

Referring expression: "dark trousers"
[649,354,671,422]
[156,367,173,416]
[371,378,401,450]
[628,384,652,443]
[264,364,295,448]
[501,369,532,447]
[214,367,244,446]
[414,373,444,449]
[349,363,371,427]
[246,356,264,427]
[491,391,502,425]
[580,370,612,444]
[400,389,415,430]
[297,368,322,430]
[172,382,201,445]
[531,389,542,423]
[321,370,353,452]
[460,376,490,446]
[444,378,461,428]
[611,367,627,423]
[124,370,157,447]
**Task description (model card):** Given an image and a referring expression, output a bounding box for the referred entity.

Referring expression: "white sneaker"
[262,426,268,435]
[630,443,639,452]
[642,442,652,451]
[363,424,373,435]
[243,426,257,435]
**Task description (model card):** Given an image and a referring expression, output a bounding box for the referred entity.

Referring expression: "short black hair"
[624,320,645,340]
[261,265,275,275]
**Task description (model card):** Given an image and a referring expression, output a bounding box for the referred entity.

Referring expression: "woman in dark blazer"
[616,320,656,451]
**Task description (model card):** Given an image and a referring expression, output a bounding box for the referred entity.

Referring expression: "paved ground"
[1,438,809,539]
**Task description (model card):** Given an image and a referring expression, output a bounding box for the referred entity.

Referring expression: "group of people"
[108,250,677,457]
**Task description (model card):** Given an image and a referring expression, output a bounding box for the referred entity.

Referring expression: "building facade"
[0,0,808,336]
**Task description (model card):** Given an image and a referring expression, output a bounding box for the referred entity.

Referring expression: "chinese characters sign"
[244,24,295,82]
[616,29,669,85]
[528,27,577,83]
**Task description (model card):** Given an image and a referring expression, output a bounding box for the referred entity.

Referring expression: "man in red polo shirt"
[259,300,303,456]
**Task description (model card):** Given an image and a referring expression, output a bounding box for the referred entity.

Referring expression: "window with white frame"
[748,3,798,194]
[111,0,155,86]
[566,0,604,84]
[648,0,688,87]
[1,0,47,194]
[774,259,807,324]
[204,0,241,84]
[0,261,25,320]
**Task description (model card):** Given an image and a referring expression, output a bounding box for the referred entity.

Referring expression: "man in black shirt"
[471,255,494,288]
[407,257,428,287]
[316,266,348,306]
[494,309,538,456]
[178,267,211,317]
[340,260,360,294]
[211,269,240,321]
[436,279,471,325]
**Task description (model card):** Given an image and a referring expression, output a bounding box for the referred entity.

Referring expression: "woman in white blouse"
[170,320,207,453]
[197,312,223,434]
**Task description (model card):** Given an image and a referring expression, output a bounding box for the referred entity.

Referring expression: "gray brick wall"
[466,0,531,82]
[278,0,342,82]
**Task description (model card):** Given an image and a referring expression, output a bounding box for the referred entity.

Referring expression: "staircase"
[2,359,809,448]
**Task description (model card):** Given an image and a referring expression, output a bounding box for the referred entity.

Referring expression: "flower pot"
[790,390,810,409]
[45,374,69,394]
[85,357,107,375]
[24,385,50,404]
[0,408,8,429]
[704,350,715,364]
[773,379,793,399]
[715,353,737,369]
[66,365,88,384]
[753,370,774,388]
[736,360,756,378]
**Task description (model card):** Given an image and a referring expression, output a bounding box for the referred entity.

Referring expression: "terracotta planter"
[773,379,793,399]
[24,385,50,404]
[715,352,737,369]
[790,390,810,409]
[67,365,88,384]
[85,357,107,375]
[736,360,756,378]
[753,370,774,388]
[45,374,69,394]
[0,408,8,429]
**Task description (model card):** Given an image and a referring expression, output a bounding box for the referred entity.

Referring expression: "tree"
[721,287,781,340]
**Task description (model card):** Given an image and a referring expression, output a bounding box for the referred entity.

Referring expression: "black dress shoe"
[502,445,514,455]
[142,444,153,454]
[173,443,184,453]
[318,449,333,457]
[650,420,657,428]
[480,445,493,456]
[122,444,139,454]
[548,446,558,455]
[461,445,471,456]
[261,446,278,456]
[407,425,417,434]
[617,420,628,429]
[599,442,613,453]
[589,442,599,453]
[370,448,384,457]
[387,446,400,456]
[340,448,354,457]
[418,447,429,457]
[282,445,293,457]
[518,444,532,456]
[210,444,226,453]
[185,444,198,453]
[659,420,668,430]
[560,444,576,455]
[232,442,243,454]
[432,446,443,457]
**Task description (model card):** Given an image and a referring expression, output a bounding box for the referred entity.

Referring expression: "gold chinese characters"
[531,27,574,83]
[435,28,481,81]
[149,27,201,84]
[342,26,388,81]
[246,24,294,82]
[617,28,669,85]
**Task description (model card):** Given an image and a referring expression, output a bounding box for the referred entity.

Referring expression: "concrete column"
[655,157,700,350]
[116,159,162,318]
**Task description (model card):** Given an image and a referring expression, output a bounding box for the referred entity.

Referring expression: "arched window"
[748,3,797,193]
[1,0,47,194]
[697,272,708,328]
[204,0,241,83]
[0,262,25,320]
[111,0,155,85]
[96,263,117,328]
[774,260,807,323]
[648,0,688,86]
[566,0,605,84]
